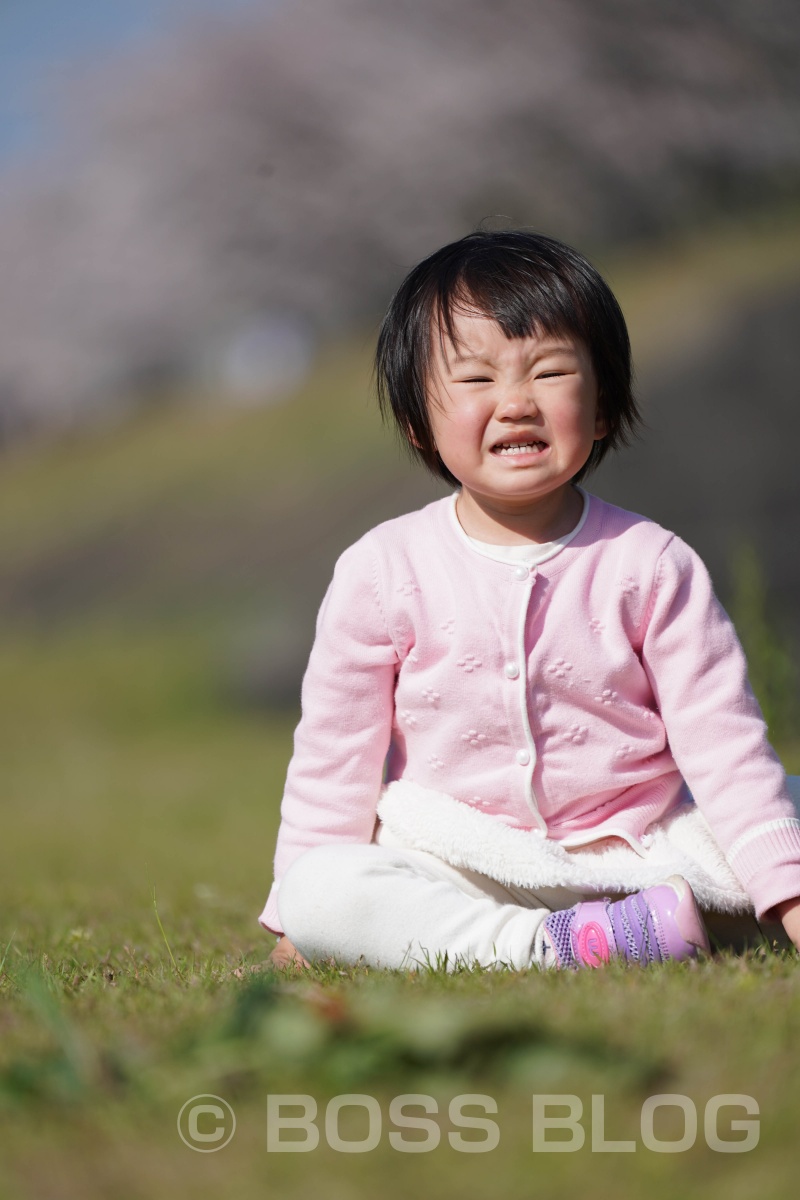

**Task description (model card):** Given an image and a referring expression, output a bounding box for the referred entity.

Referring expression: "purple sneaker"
[541,875,710,969]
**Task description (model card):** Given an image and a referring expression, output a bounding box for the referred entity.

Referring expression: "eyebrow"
[448,352,489,365]
[445,342,580,366]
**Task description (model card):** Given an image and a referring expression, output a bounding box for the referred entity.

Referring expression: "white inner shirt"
[453,487,589,567]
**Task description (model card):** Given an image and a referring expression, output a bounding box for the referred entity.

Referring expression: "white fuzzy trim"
[376,780,752,914]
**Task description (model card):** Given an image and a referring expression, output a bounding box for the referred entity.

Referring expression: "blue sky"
[0,0,269,163]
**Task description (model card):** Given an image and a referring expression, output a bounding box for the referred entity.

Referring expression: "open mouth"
[491,439,548,456]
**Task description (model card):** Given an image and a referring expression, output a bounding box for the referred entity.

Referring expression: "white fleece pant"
[277,840,607,971]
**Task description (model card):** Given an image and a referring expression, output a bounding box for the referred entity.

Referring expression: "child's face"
[426,307,605,536]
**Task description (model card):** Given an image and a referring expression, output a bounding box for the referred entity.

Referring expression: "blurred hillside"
[0,338,446,703]
[1,217,799,706]
[595,240,800,677]
[1,0,800,707]
[2,0,800,436]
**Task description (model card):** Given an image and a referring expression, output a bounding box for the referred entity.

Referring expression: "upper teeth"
[495,441,543,454]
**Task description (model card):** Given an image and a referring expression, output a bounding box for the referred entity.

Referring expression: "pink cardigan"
[260,492,800,930]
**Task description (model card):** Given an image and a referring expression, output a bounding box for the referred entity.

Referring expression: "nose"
[496,383,539,421]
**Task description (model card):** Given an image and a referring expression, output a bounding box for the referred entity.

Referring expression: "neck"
[455,484,583,545]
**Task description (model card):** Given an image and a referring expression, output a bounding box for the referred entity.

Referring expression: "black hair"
[375,229,640,486]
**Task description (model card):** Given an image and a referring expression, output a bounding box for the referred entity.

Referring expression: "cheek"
[561,384,601,439]
[550,395,594,437]
[431,422,471,463]
[428,399,478,448]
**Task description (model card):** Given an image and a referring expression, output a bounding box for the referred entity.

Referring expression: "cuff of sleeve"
[726,818,800,920]
[258,883,283,936]
[748,862,800,923]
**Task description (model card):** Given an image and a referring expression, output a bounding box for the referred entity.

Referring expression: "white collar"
[448,487,589,566]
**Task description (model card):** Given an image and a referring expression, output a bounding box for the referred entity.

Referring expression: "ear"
[406,424,423,450]
[593,408,607,440]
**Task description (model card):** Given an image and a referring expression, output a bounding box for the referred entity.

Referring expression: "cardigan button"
[504,662,520,679]
[513,566,528,580]
[515,749,531,766]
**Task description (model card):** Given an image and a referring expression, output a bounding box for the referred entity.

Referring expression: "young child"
[259,230,800,971]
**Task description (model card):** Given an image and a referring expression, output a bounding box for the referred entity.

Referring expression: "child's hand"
[268,936,311,970]
[775,896,800,952]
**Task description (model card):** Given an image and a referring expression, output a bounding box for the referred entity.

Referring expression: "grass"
[3,214,800,1198]
[1,616,799,1200]
[2,950,800,1199]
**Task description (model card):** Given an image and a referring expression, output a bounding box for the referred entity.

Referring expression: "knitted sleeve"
[260,534,399,933]
[641,535,800,919]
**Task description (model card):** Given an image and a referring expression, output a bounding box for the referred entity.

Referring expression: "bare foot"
[267,936,311,971]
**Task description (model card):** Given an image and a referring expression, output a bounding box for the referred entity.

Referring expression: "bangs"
[434,260,586,354]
